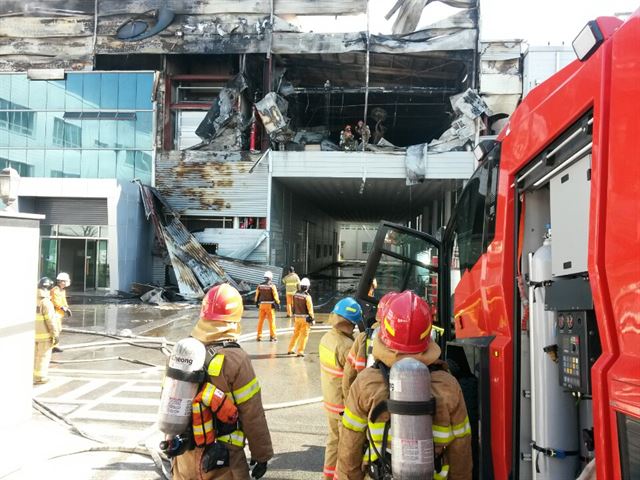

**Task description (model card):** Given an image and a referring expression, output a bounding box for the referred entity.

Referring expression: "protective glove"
[275,303,281,311]
[306,316,315,325]
[250,460,268,479]
[52,335,59,345]
[63,307,72,318]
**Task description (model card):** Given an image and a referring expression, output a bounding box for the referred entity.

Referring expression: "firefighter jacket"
[173,340,274,479]
[336,337,472,480]
[282,273,301,295]
[319,315,355,415]
[342,322,378,400]
[293,291,314,319]
[35,289,59,342]
[255,282,280,305]
[50,285,68,317]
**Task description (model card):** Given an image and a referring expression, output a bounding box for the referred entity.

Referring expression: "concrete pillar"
[0,211,43,477]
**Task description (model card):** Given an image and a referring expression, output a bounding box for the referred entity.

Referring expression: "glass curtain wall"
[0,72,154,184]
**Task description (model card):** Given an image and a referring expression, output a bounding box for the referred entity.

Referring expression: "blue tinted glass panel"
[27,111,47,148]
[81,118,100,149]
[116,150,135,181]
[3,149,33,177]
[26,149,45,177]
[9,75,28,107]
[117,74,136,109]
[65,74,83,110]
[28,80,48,110]
[98,150,116,178]
[117,119,136,148]
[0,76,11,103]
[46,80,65,110]
[0,115,8,147]
[45,150,64,177]
[81,150,99,178]
[136,74,153,109]
[134,111,153,149]
[63,150,81,178]
[101,73,119,109]
[98,119,117,148]
[82,74,101,110]
[45,112,64,148]
[135,151,153,185]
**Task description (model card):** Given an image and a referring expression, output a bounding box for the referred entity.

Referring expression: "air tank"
[529,230,579,479]
[389,357,435,479]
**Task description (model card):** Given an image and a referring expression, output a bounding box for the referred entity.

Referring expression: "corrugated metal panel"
[152,256,166,285]
[214,257,283,288]
[480,73,522,95]
[35,197,108,225]
[193,228,268,263]
[271,151,474,180]
[156,151,269,216]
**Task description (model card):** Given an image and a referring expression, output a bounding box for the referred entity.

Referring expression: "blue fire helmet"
[332,297,363,324]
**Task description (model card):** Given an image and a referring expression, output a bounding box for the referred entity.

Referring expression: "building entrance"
[40,226,109,291]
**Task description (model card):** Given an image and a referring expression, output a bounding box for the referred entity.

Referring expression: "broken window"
[183,216,234,232]
[238,217,266,229]
[165,76,232,150]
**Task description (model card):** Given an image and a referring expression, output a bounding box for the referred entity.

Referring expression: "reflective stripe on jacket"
[293,291,314,319]
[336,346,472,480]
[342,323,378,400]
[35,289,58,342]
[282,273,301,295]
[255,283,279,304]
[200,344,273,462]
[319,325,354,416]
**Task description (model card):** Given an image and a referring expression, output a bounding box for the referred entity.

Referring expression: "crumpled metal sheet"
[136,183,241,299]
[195,74,249,147]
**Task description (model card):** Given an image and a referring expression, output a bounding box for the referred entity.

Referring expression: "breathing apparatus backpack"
[158,338,241,470]
[367,358,437,480]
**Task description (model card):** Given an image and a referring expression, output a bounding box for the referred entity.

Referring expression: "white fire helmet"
[264,271,273,280]
[300,278,311,288]
[56,272,71,285]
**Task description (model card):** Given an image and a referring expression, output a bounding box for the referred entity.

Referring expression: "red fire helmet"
[378,290,432,354]
[199,283,243,323]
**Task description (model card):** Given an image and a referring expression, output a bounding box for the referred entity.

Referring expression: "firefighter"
[337,291,472,480]
[51,272,72,318]
[34,277,60,384]
[342,292,397,399]
[319,297,363,479]
[281,266,301,318]
[172,283,273,480]
[287,277,314,357]
[254,271,280,342]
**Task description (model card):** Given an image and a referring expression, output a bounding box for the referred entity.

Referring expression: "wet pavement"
[19,298,337,480]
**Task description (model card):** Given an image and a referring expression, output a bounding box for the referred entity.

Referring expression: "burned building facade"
[0,0,522,295]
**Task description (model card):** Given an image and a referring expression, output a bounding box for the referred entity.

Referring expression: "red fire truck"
[358,12,639,480]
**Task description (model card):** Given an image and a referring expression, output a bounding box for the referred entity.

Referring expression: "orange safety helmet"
[375,291,398,323]
[378,290,432,354]
[199,283,243,323]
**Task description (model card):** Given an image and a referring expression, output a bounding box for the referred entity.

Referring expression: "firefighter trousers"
[172,444,251,480]
[288,316,311,354]
[257,303,276,340]
[323,413,341,479]
[285,294,294,317]
[34,339,53,382]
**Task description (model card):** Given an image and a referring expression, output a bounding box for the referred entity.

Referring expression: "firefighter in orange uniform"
[319,297,363,479]
[337,291,472,480]
[34,277,60,384]
[281,266,301,318]
[341,292,397,400]
[254,271,280,342]
[51,272,72,319]
[287,277,314,357]
[172,283,273,480]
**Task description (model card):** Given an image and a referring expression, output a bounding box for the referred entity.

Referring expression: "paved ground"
[8,303,335,480]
